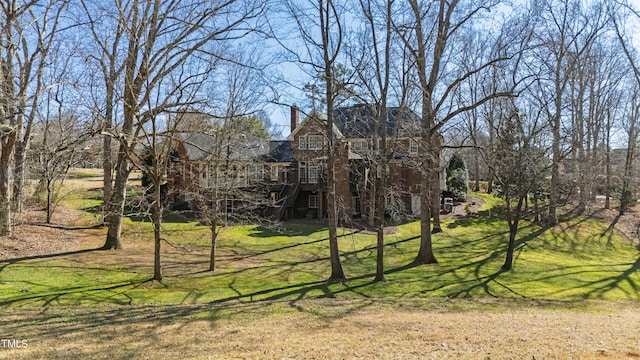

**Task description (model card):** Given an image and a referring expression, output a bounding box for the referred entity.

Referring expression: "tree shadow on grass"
[0,279,152,308]
[226,229,367,263]
[249,223,322,237]
[539,258,640,301]
[411,224,550,299]
[0,247,105,272]
[82,201,192,224]
[2,215,636,319]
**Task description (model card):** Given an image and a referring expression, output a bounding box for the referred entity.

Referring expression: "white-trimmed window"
[308,164,319,184]
[352,140,368,152]
[308,135,323,150]
[270,165,278,181]
[309,195,319,208]
[299,135,307,150]
[299,162,307,183]
[248,164,263,180]
[409,139,419,155]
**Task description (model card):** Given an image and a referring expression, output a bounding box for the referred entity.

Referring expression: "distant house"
[167,104,444,222]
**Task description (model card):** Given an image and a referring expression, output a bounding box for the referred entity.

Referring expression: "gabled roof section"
[261,140,294,163]
[287,109,344,141]
[333,104,421,138]
[176,132,270,162]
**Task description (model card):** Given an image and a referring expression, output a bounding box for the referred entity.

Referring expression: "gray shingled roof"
[261,140,294,163]
[332,104,421,138]
[177,132,270,162]
[177,132,292,163]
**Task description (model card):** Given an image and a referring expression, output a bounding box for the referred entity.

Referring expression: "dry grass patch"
[0,299,639,359]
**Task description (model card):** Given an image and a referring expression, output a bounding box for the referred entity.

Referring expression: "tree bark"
[431,167,442,234]
[416,149,437,264]
[12,135,26,213]
[102,145,129,250]
[103,132,113,212]
[501,223,517,271]
[152,161,162,281]
[209,179,219,272]
[0,152,13,236]
[320,0,345,282]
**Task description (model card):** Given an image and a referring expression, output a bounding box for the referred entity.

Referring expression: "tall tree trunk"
[327,158,345,280]
[209,183,219,272]
[102,145,129,250]
[152,165,162,281]
[103,136,113,212]
[605,136,611,210]
[0,152,13,236]
[375,102,388,282]
[46,179,53,224]
[321,0,345,282]
[103,83,115,212]
[375,173,385,282]
[487,168,494,194]
[604,108,612,210]
[12,136,26,213]
[501,223,517,271]
[368,182,376,228]
[502,195,524,271]
[416,147,437,264]
[620,143,635,216]
[473,149,480,192]
[549,122,561,224]
[431,168,442,234]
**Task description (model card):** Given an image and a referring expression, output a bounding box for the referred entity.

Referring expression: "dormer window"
[299,135,307,150]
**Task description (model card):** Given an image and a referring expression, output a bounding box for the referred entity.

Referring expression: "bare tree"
[349,0,397,281]
[526,0,607,224]
[277,0,348,281]
[617,85,640,215]
[83,0,265,251]
[199,50,274,273]
[492,104,549,271]
[34,50,97,224]
[398,0,514,264]
[78,0,128,216]
[0,0,69,235]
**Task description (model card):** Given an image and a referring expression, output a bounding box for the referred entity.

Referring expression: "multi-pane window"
[409,139,419,155]
[309,195,319,208]
[299,162,307,183]
[352,140,368,152]
[248,164,263,180]
[270,165,278,181]
[308,135,323,150]
[308,165,319,184]
[298,135,307,150]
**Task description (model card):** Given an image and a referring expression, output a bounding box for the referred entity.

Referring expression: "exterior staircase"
[277,182,300,220]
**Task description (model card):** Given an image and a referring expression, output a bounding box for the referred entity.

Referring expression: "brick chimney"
[290,105,299,133]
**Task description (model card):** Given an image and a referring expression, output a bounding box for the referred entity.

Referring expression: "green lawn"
[1,192,638,308]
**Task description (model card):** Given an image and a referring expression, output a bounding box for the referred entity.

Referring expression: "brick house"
[168,104,443,222]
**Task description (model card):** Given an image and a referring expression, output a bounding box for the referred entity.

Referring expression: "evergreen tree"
[446,153,469,202]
